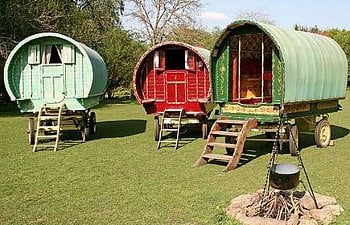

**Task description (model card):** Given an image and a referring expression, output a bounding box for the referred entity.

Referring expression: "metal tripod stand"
[259,112,319,216]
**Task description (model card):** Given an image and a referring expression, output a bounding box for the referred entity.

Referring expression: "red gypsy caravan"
[133,42,214,149]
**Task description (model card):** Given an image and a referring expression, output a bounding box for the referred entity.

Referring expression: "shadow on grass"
[157,125,204,150]
[205,134,273,169]
[34,119,147,152]
[90,119,147,139]
[0,109,22,117]
[93,98,138,109]
[202,124,350,170]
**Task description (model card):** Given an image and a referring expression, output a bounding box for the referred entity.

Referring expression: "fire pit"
[226,190,343,225]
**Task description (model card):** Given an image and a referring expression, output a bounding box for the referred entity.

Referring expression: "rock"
[235,213,287,225]
[299,218,318,225]
[226,191,343,225]
[300,192,336,210]
[323,204,344,216]
[226,192,262,217]
[287,212,299,225]
[310,207,334,225]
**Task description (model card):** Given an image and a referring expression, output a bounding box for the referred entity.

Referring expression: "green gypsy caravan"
[4,32,107,151]
[195,20,348,171]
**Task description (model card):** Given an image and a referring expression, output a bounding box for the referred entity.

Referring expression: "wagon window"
[62,44,75,64]
[153,51,165,69]
[28,45,40,64]
[165,49,185,70]
[42,45,62,64]
[185,50,195,70]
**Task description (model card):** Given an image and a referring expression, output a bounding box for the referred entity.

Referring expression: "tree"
[98,28,146,98]
[235,9,276,25]
[124,0,203,45]
[294,24,320,33]
[166,24,222,50]
[0,0,141,101]
[0,0,75,102]
[326,29,350,82]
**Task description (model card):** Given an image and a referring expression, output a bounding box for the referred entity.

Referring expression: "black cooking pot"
[269,163,300,190]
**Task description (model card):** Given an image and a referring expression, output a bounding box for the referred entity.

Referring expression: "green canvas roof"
[212,20,348,104]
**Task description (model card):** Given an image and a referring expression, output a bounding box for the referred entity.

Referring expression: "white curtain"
[154,51,159,68]
[185,50,189,69]
[44,45,52,64]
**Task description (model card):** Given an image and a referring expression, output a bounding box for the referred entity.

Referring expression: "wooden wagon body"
[133,42,214,140]
[210,20,348,150]
[4,32,107,112]
[211,20,347,122]
[3,33,107,150]
[194,20,347,171]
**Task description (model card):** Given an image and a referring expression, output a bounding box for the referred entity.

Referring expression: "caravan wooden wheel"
[154,117,160,141]
[288,124,299,156]
[89,112,96,134]
[28,118,35,145]
[314,119,331,148]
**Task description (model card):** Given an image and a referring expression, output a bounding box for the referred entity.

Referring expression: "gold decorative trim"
[317,101,338,110]
[222,104,279,115]
[284,103,310,114]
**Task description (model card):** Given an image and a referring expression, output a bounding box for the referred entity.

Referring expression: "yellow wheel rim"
[319,124,331,145]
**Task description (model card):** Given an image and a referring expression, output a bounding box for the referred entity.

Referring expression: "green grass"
[1,96,350,225]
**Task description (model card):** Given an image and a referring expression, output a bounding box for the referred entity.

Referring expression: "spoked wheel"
[288,124,299,156]
[314,118,331,148]
[28,118,35,145]
[81,126,89,142]
[154,116,160,141]
[81,114,89,142]
[89,112,96,134]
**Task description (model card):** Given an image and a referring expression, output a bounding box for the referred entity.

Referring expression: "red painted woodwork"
[133,42,211,116]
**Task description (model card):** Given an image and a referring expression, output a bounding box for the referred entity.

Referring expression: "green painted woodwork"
[212,42,229,102]
[272,49,282,103]
[4,33,107,112]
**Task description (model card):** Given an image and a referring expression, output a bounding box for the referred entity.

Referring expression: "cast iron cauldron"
[269,163,300,190]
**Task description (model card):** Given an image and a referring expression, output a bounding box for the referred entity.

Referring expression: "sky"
[201,0,350,30]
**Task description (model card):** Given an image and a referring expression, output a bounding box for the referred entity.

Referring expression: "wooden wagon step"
[162,128,178,132]
[216,119,247,125]
[157,108,184,150]
[202,153,232,161]
[38,126,60,131]
[37,135,58,139]
[207,142,237,148]
[33,103,65,152]
[39,115,60,120]
[210,131,240,136]
[194,118,257,172]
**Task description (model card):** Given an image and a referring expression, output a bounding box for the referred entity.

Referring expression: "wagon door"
[41,45,65,103]
[165,49,186,104]
[166,71,186,103]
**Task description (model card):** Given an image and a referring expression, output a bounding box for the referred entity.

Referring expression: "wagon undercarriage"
[28,104,97,151]
[195,114,332,172]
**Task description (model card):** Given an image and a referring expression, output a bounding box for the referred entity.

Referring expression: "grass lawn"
[1,95,350,225]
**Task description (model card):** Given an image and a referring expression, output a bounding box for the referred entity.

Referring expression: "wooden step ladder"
[194,118,257,172]
[157,109,184,150]
[33,103,64,152]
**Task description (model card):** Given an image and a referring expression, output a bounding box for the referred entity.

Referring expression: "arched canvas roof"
[4,32,107,100]
[212,20,348,104]
[133,41,211,103]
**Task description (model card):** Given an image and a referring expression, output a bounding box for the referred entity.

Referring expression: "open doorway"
[165,49,185,70]
[230,33,273,104]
